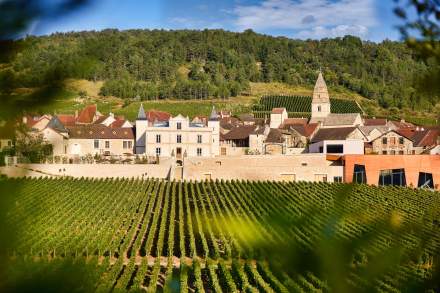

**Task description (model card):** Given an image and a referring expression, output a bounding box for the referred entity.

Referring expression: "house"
[23,115,52,131]
[309,127,366,154]
[66,124,135,157]
[221,125,257,148]
[264,123,318,155]
[270,108,288,128]
[370,130,413,155]
[359,125,390,142]
[136,105,220,159]
[396,127,439,154]
[248,125,269,155]
[41,116,69,155]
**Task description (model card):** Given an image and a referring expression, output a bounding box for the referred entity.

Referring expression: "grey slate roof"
[322,113,360,127]
[48,116,69,133]
[137,104,147,120]
[311,127,357,143]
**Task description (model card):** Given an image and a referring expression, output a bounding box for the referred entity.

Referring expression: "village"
[1,73,440,188]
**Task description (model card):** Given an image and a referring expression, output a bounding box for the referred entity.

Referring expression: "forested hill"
[0,29,436,110]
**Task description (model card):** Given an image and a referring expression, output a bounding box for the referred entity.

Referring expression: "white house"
[136,105,220,159]
[270,108,288,128]
[309,127,366,155]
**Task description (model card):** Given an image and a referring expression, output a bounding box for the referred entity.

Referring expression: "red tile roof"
[396,128,439,147]
[57,114,77,126]
[77,105,97,124]
[146,110,171,123]
[280,118,308,128]
[110,119,127,128]
[364,118,387,126]
[271,108,286,114]
[289,123,318,138]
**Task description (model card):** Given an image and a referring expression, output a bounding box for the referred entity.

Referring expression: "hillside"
[1,29,437,111]
[2,177,440,292]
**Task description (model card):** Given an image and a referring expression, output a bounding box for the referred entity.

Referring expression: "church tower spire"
[311,70,331,121]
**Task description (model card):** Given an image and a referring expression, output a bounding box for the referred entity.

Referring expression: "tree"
[14,126,53,163]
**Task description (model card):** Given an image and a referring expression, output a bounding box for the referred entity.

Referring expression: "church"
[309,71,363,128]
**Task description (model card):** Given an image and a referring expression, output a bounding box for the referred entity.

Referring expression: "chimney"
[109,112,114,118]
[75,110,79,119]
[22,116,27,124]
[400,119,405,123]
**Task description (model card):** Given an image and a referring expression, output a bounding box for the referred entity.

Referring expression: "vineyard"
[1,177,440,292]
[252,95,362,118]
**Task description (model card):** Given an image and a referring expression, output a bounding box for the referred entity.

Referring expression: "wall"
[309,140,364,154]
[183,154,343,182]
[42,128,67,155]
[344,154,440,190]
[0,163,171,179]
[67,138,134,156]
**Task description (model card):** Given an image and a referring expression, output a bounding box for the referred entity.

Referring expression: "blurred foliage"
[395,0,440,97]
[0,1,95,292]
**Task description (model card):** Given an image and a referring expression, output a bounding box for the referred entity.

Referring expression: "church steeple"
[311,70,331,121]
[137,103,147,120]
[312,70,330,104]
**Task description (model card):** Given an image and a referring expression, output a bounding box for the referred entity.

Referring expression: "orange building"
[343,155,440,190]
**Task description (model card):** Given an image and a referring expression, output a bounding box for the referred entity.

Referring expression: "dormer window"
[177,122,182,130]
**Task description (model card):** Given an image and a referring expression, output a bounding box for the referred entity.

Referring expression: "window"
[319,146,324,153]
[399,150,404,155]
[7,140,12,147]
[317,105,321,112]
[399,137,404,145]
[314,174,327,182]
[123,141,133,149]
[390,137,396,145]
[333,176,343,183]
[156,134,161,143]
[155,147,161,156]
[94,140,99,149]
[197,148,202,156]
[177,122,182,130]
[353,164,367,184]
[177,135,182,143]
[379,169,406,186]
[197,135,202,144]
[326,144,344,154]
[105,141,110,149]
[418,172,434,188]
[390,150,395,155]
[382,150,387,155]
[382,137,387,145]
